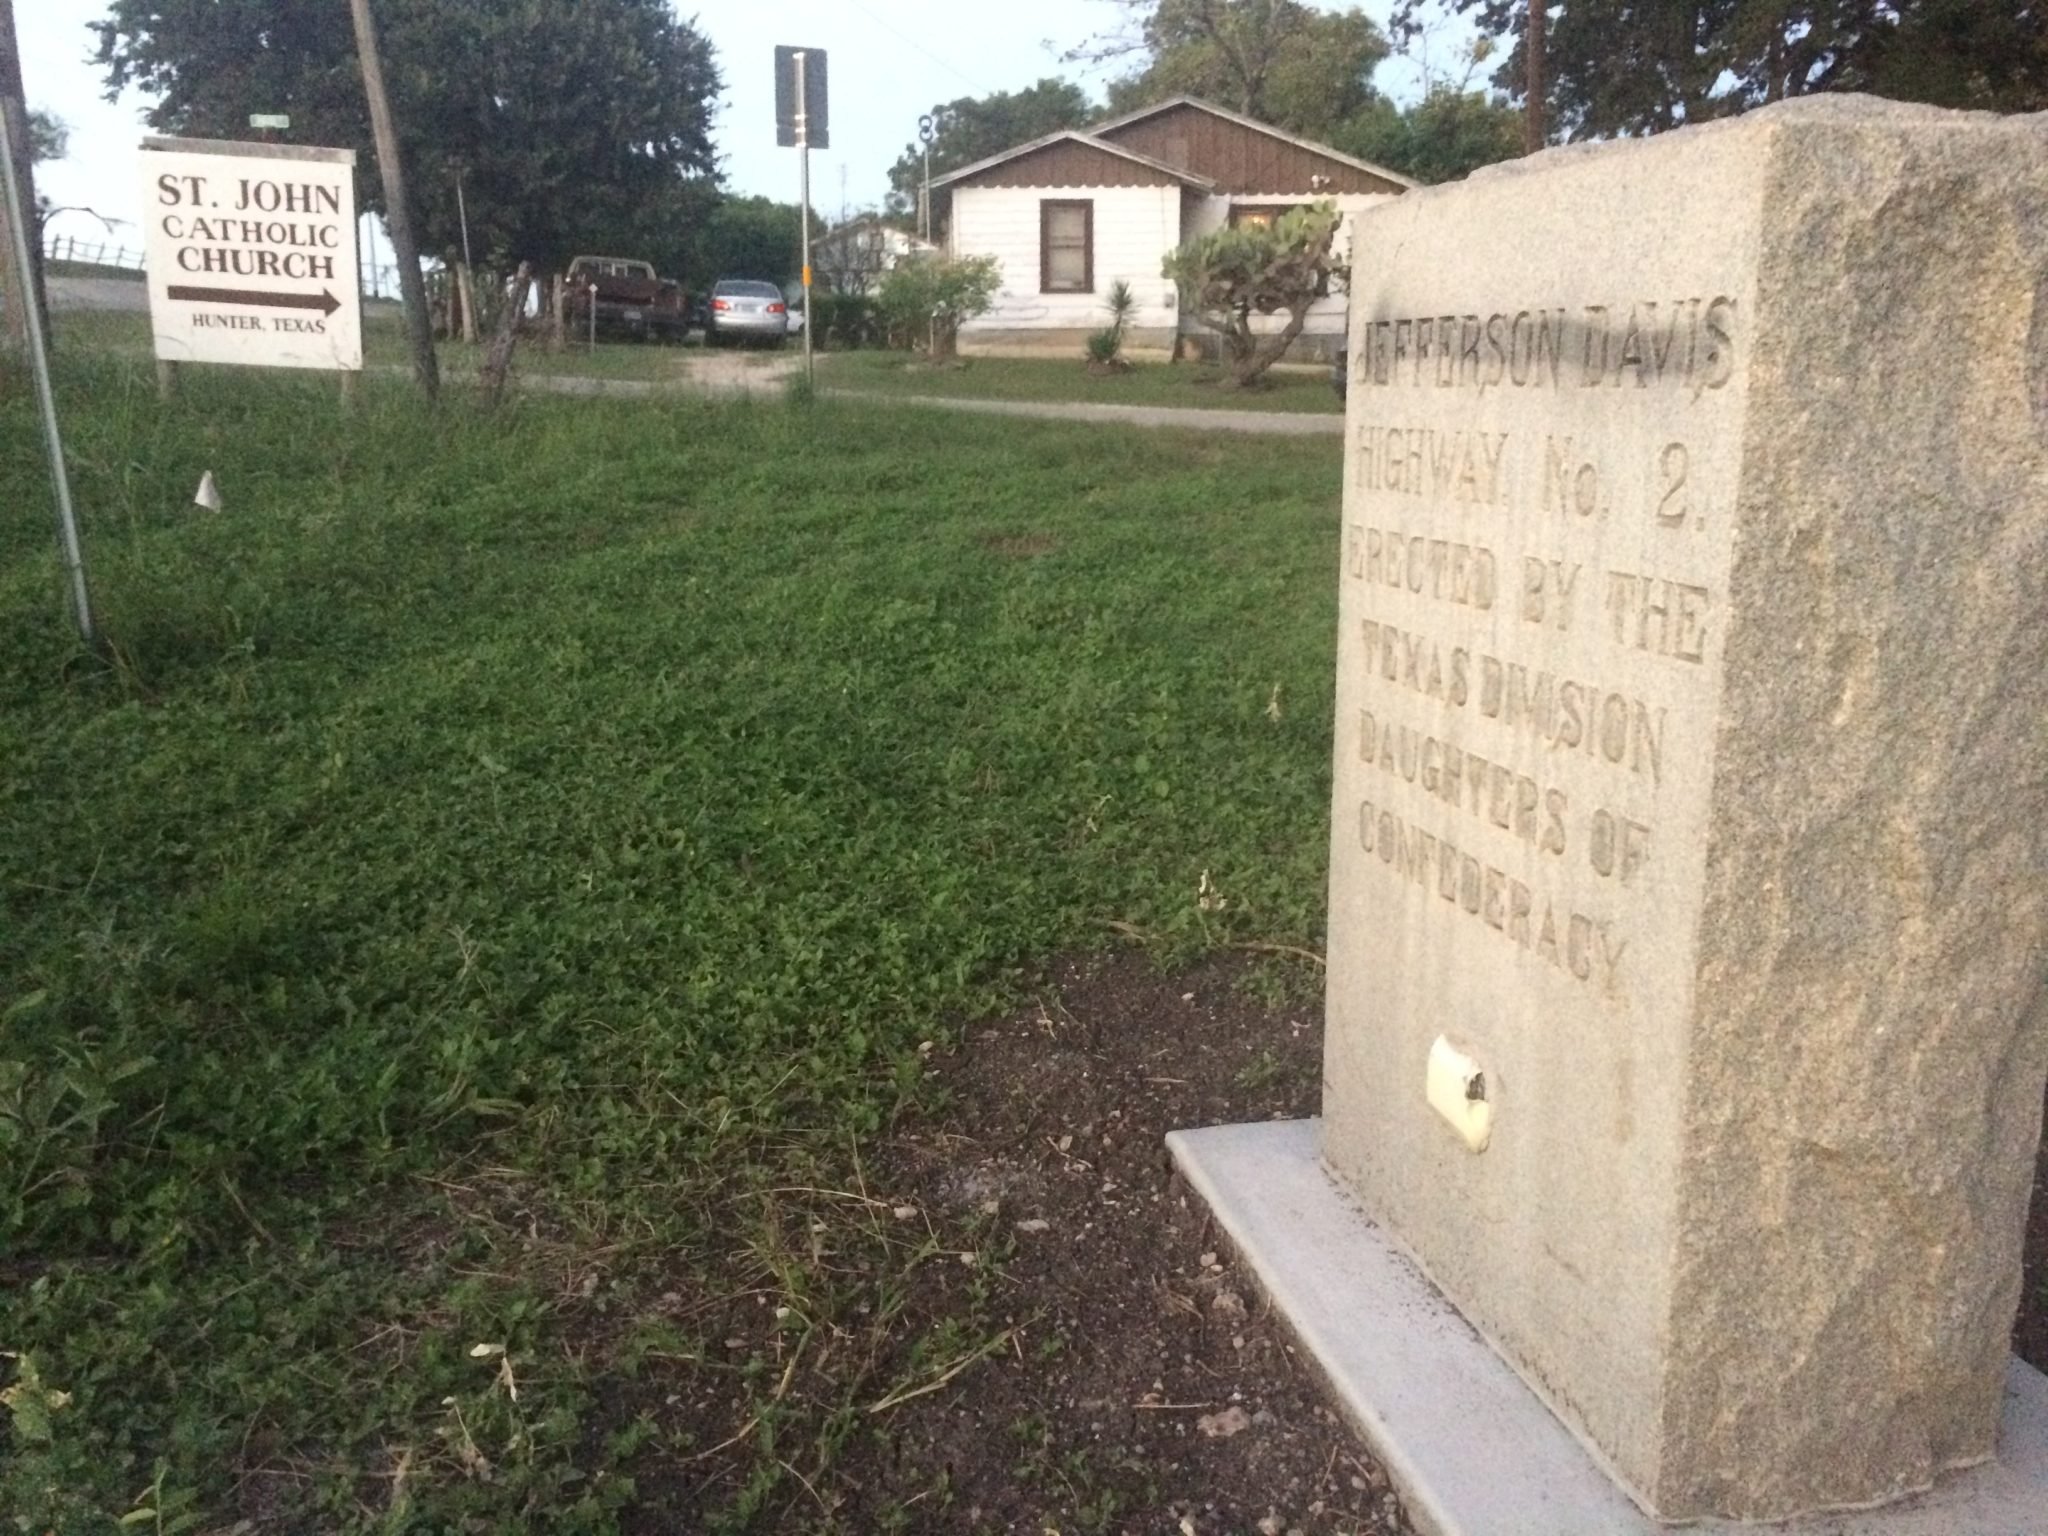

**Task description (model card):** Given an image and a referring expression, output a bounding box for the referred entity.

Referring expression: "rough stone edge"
[1399,95,2048,206]
[1166,1118,2048,1536]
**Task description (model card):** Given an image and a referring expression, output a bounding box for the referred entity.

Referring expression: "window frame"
[1228,204,1298,231]
[1039,199,1095,295]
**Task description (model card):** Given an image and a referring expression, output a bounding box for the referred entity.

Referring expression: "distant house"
[813,217,937,296]
[931,95,1415,362]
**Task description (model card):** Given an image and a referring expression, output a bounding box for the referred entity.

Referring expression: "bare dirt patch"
[621,951,1411,1535]
[858,952,1407,1536]
[685,347,803,395]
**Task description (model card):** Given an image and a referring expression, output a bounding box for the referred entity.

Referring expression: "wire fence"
[42,234,145,271]
[40,232,406,302]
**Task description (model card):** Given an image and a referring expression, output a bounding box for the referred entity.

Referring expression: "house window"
[1230,204,1297,230]
[1040,200,1093,293]
[1230,203,1334,296]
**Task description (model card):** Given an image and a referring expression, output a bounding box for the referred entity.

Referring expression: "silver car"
[705,279,790,348]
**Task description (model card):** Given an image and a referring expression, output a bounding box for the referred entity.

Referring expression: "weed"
[1236,1048,1288,1091]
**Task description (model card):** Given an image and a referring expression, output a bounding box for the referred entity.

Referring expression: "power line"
[838,0,992,97]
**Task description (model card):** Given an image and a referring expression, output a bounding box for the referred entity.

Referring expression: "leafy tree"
[875,253,1002,360]
[1394,1,2048,141]
[1162,200,1344,385]
[1335,86,1521,183]
[886,79,1094,227]
[1074,0,1391,138]
[93,0,721,271]
[27,109,64,164]
[688,196,820,287]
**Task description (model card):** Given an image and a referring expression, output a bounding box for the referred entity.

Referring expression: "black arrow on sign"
[166,285,343,316]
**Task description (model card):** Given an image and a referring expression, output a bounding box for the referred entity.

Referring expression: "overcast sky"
[23,0,1453,255]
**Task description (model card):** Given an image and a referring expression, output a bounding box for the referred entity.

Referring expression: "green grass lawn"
[1,357,1341,1531]
[821,349,1346,414]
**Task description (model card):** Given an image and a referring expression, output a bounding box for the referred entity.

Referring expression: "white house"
[931,96,1416,362]
[813,216,938,296]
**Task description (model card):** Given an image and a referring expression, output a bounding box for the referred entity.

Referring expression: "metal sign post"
[0,103,93,646]
[775,44,827,391]
[795,49,813,388]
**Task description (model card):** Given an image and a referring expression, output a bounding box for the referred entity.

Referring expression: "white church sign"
[140,136,363,373]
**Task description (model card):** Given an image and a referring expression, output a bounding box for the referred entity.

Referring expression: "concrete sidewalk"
[515,371,1344,436]
[824,389,1345,437]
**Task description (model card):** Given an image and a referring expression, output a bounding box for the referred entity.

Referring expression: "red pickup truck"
[563,255,687,342]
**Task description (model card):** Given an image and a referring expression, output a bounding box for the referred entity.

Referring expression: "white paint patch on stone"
[1424,1036,1492,1153]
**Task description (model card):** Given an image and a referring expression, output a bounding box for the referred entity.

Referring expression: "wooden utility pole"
[1524,0,1547,155]
[347,0,438,400]
[0,0,43,351]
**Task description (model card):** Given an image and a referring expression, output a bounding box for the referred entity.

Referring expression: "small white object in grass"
[194,471,222,511]
[1015,1218,1050,1234]
[468,1342,505,1358]
[892,1204,918,1220]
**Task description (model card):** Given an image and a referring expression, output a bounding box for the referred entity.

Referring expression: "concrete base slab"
[1166,1119,2048,1535]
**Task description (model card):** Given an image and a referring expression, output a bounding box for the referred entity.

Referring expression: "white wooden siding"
[953,185,1184,334]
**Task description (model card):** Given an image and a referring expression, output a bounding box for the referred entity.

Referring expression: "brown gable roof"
[932,131,1219,192]
[1093,96,1416,195]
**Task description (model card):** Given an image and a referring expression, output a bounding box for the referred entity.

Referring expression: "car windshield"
[714,281,783,299]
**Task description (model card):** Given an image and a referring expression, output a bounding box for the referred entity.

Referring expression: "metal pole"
[922,146,932,243]
[795,49,814,388]
[0,105,92,646]
[588,281,597,351]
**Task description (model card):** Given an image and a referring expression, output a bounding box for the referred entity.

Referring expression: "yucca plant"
[1086,279,1139,369]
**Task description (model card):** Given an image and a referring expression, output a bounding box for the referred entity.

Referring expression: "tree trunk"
[479,262,531,409]
[1230,305,1312,387]
[1524,0,1547,154]
[548,273,566,351]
